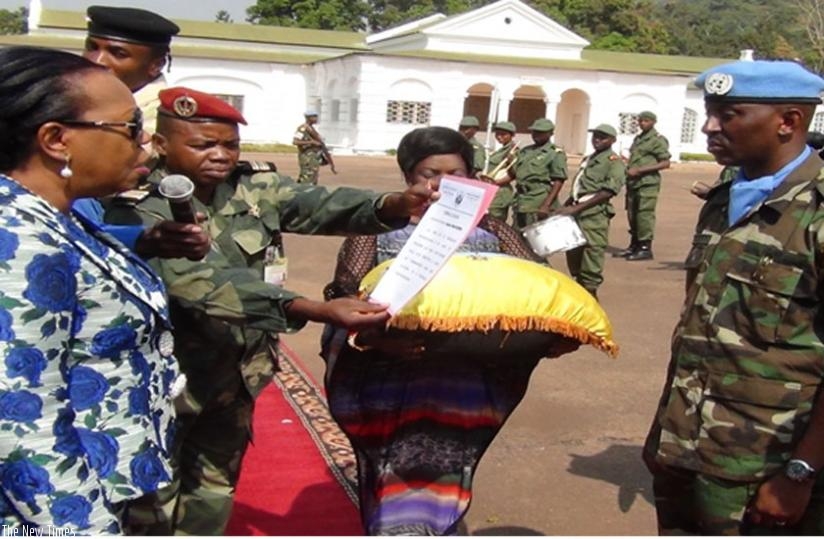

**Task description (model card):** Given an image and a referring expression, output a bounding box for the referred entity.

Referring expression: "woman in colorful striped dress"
[321,126,546,535]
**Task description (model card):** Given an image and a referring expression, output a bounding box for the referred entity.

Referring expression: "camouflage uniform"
[294,122,322,184]
[485,142,516,222]
[643,153,824,535]
[513,140,567,229]
[468,136,487,176]
[106,163,401,535]
[624,127,670,242]
[565,148,626,295]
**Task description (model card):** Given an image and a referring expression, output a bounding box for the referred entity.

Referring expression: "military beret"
[158,87,248,125]
[493,121,516,133]
[459,115,480,127]
[588,123,617,137]
[695,60,824,104]
[638,111,657,121]
[304,109,319,117]
[528,118,555,132]
[86,6,180,46]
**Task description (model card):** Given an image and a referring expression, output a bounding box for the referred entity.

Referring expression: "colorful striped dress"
[321,215,543,535]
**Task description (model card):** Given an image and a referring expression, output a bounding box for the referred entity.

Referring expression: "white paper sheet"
[369,176,498,314]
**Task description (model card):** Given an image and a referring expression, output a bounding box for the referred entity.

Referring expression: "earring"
[60,156,73,179]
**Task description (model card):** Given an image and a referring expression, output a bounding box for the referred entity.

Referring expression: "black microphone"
[158,174,198,224]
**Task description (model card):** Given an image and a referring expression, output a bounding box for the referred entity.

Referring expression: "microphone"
[158,174,198,224]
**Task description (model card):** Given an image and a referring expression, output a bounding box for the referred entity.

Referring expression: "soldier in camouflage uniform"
[478,121,518,222]
[643,60,824,535]
[554,124,625,299]
[512,118,567,230]
[293,110,323,184]
[614,110,671,261]
[458,115,487,175]
[105,87,440,535]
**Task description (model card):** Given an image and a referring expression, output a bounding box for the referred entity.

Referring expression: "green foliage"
[215,10,233,23]
[241,142,297,153]
[0,7,27,35]
[679,153,717,162]
[246,0,371,31]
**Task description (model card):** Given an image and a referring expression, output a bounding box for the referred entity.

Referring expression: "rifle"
[480,142,519,184]
[305,124,337,174]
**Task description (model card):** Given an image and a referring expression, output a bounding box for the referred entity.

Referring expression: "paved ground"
[248,152,722,536]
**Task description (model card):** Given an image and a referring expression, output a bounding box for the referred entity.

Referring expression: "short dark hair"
[0,46,104,171]
[396,126,474,176]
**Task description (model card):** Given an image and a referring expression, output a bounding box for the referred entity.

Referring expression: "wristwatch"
[785,459,816,482]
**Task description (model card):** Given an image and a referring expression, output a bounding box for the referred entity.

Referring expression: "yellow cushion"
[360,253,618,357]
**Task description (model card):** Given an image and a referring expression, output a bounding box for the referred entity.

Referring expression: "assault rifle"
[306,124,337,174]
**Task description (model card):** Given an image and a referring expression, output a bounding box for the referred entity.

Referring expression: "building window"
[214,94,244,114]
[618,113,638,135]
[385,100,431,124]
[813,112,824,133]
[681,108,698,144]
[349,99,359,123]
[331,99,341,122]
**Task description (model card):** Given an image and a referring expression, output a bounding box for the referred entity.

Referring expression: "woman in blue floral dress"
[0,47,181,534]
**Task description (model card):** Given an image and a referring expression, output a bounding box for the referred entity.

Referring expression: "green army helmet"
[528,118,555,132]
[588,123,618,138]
[493,121,516,133]
[460,115,480,127]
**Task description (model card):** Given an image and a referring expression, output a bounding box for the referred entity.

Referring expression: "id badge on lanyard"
[263,232,288,286]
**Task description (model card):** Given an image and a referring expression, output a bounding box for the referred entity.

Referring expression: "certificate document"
[369,175,498,314]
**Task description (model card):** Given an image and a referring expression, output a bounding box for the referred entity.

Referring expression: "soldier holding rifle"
[293,110,336,184]
[478,120,518,222]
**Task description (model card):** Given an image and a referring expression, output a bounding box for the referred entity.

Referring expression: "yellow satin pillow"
[360,253,618,357]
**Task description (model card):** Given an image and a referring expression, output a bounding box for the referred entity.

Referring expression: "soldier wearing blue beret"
[644,59,824,534]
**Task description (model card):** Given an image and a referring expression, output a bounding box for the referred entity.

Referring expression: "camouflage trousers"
[297,151,321,185]
[123,376,255,535]
[652,466,824,535]
[487,186,514,223]
[624,181,661,242]
[565,210,610,295]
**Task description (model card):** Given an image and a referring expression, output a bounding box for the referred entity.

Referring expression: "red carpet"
[225,343,362,536]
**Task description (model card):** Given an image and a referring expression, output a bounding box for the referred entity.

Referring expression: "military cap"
[638,111,657,121]
[493,121,516,133]
[528,118,555,132]
[158,87,248,125]
[304,109,319,117]
[86,6,180,46]
[588,123,617,137]
[459,115,480,127]
[695,60,824,104]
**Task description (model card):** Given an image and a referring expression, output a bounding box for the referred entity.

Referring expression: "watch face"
[787,460,813,481]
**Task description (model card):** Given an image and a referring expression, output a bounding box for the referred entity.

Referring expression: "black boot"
[626,240,653,261]
[613,240,637,258]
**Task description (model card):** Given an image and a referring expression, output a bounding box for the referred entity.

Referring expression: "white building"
[7,0,824,158]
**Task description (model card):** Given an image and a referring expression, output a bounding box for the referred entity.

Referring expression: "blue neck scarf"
[728,146,811,226]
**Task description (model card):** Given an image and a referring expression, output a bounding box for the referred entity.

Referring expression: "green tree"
[367,0,488,32]
[215,10,234,23]
[0,7,27,35]
[246,0,370,31]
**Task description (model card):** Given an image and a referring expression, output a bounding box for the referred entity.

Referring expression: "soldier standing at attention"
[614,110,670,260]
[458,115,486,175]
[553,124,625,299]
[293,110,324,184]
[479,120,518,222]
[73,5,209,260]
[106,87,440,535]
[643,60,824,535]
[513,118,567,230]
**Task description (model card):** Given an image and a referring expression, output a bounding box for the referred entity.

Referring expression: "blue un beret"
[695,60,824,104]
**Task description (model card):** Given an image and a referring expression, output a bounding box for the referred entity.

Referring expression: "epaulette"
[236,160,278,174]
[609,154,621,161]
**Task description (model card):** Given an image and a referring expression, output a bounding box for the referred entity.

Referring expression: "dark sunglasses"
[61,108,144,142]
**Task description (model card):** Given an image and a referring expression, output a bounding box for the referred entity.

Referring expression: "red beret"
[158,86,247,125]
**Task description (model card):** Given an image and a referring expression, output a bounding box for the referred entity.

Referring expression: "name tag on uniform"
[263,245,288,286]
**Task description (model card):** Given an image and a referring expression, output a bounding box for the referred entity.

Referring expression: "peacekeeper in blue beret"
[644,59,824,535]
[105,87,440,535]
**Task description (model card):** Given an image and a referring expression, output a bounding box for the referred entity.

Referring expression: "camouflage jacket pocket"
[712,253,809,344]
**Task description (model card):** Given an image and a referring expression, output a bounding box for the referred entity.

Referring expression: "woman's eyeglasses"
[61,108,144,142]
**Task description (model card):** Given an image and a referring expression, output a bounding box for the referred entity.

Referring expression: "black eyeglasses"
[61,108,143,142]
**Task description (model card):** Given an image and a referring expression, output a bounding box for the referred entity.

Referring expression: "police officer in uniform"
[614,110,670,260]
[644,60,824,535]
[73,6,209,261]
[458,115,487,175]
[553,124,625,299]
[106,87,440,535]
[479,120,518,222]
[293,110,326,184]
[513,118,567,230]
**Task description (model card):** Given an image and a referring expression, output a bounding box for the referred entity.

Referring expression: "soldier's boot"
[613,239,638,258]
[627,240,653,261]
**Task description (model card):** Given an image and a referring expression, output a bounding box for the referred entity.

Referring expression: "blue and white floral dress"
[0,176,180,534]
